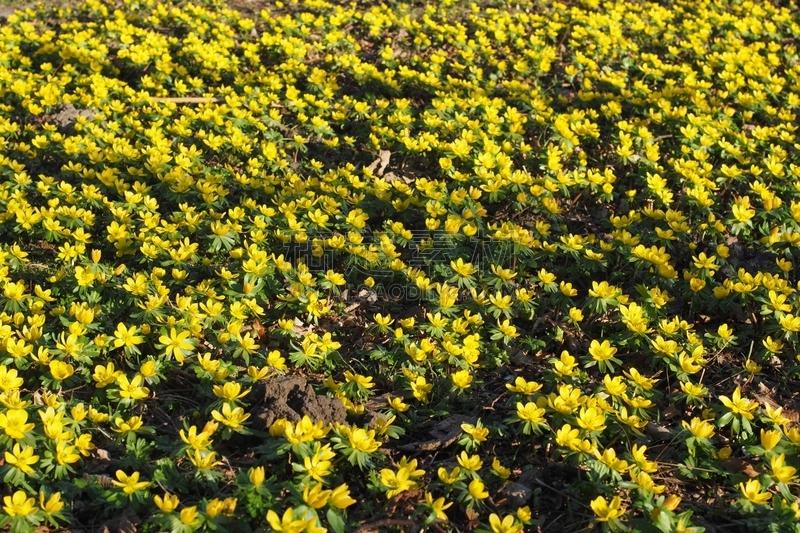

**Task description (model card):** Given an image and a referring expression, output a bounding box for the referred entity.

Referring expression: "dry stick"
[533,479,593,511]
[354,519,420,533]
[657,461,718,474]
[541,513,564,532]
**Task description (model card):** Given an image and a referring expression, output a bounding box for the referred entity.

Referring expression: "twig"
[541,513,563,532]
[354,519,420,533]
[657,461,718,474]
[534,479,592,511]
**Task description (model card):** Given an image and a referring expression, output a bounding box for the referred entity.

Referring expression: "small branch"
[355,519,420,533]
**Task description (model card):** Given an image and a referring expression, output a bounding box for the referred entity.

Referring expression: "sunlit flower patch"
[1,0,800,530]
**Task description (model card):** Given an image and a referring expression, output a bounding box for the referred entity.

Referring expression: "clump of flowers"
[0,0,798,530]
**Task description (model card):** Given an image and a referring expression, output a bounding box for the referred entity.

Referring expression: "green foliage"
[1,0,800,531]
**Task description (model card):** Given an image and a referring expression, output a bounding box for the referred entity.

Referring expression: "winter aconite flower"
[266,508,312,533]
[154,493,180,513]
[116,374,150,401]
[683,418,715,439]
[467,478,489,500]
[0,0,798,528]
[719,386,759,420]
[329,484,357,509]
[591,495,625,521]
[739,479,771,505]
[2,490,37,517]
[489,513,523,533]
[770,454,797,484]
[158,328,195,362]
[0,409,35,440]
[211,403,251,430]
[112,470,152,495]
[4,443,39,474]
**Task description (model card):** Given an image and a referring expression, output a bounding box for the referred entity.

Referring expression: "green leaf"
[327,509,346,533]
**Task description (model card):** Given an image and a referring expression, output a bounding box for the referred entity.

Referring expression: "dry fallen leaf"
[719,457,760,478]
[366,149,391,176]
[252,317,267,340]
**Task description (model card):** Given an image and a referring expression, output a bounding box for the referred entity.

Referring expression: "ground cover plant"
[1,0,800,530]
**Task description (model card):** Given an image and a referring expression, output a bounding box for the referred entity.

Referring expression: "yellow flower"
[438,466,462,484]
[180,506,200,526]
[555,423,581,450]
[489,513,523,533]
[88,407,110,424]
[682,417,715,439]
[631,444,658,473]
[739,479,771,505]
[116,374,150,401]
[49,360,75,381]
[576,406,607,433]
[517,506,532,522]
[380,464,420,498]
[2,490,37,517]
[0,365,24,392]
[550,273,573,294]
[93,362,122,387]
[39,491,64,514]
[158,328,195,362]
[457,451,483,472]
[154,493,180,513]
[468,478,489,500]
[113,415,144,435]
[343,371,375,390]
[553,351,579,377]
[211,403,250,430]
[213,382,251,401]
[590,495,625,521]
[589,339,617,362]
[112,470,151,495]
[632,471,665,494]
[451,258,477,278]
[410,376,433,402]
[506,377,543,395]
[761,428,782,451]
[179,425,213,450]
[594,448,629,473]
[492,457,511,479]
[456,423,486,445]
[302,483,331,509]
[0,409,35,440]
[764,404,791,427]
[299,443,335,482]
[249,466,265,487]
[113,323,144,350]
[770,454,797,484]
[329,483,356,509]
[71,402,87,422]
[188,449,221,470]
[4,443,39,474]
[719,386,758,420]
[206,497,237,518]
[424,492,452,520]
[516,401,546,425]
[732,196,755,223]
[451,369,473,389]
[139,360,157,378]
[266,508,309,533]
[346,427,380,454]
